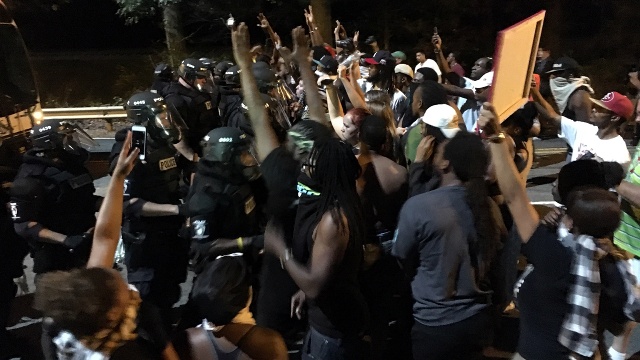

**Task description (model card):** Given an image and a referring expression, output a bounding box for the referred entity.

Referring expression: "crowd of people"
[3,6,640,360]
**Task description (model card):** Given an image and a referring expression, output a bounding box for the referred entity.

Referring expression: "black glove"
[63,233,90,249]
[602,161,625,189]
[177,203,189,217]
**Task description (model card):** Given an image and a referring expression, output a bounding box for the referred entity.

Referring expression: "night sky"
[11,0,163,50]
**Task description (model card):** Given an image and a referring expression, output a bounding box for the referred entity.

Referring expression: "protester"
[446,52,465,77]
[479,102,640,360]
[414,50,441,81]
[393,131,501,360]
[532,87,632,164]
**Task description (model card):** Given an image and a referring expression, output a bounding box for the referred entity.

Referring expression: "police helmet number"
[219,137,233,143]
[133,100,147,105]
[38,126,52,132]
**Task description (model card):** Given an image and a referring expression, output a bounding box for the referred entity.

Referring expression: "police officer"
[186,127,264,262]
[0,144,29,358]
[164,58,222,161]
[110,91,190,327]
[219,65,249,132]
[151,62,173,96]
[179,126,265,329]
[9,121,99,277]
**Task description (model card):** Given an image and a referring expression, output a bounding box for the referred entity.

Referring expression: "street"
[5,138,640,359]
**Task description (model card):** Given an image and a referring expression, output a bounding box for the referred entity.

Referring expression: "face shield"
[58,122,98,154]
[264,95,292,131]
[194,70,216,94]
[236,148,261,181]
[151,103,187,144]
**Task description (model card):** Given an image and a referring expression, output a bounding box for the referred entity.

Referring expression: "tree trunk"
[310,0,331,46]
[163,2,187,67]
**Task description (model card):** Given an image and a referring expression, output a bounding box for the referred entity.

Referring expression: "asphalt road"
[5,138,640,359]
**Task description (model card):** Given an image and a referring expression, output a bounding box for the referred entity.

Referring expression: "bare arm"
[432,34,452,74]
[617,181,640,208]
[348,62,367,102]
[569,89,593,123]
[265,212,349,299]
[325,84,344,121]
[531,86,562,126]
[291,26,328,125]
[232,23,279,162]
[442,83,476,99]
[478,103,539,243]
[87,132,139,268]
[337,65,366,109]
[304,6,324,46]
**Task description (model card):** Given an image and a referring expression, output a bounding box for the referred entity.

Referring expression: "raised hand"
[291,26,310,63]
[478,102,502,136]
[257,13,270,29]
[431,34,442,50]
[304,5,314,26]
[353,30,360,44]
[231,22,252,68]
[113,131,139,179]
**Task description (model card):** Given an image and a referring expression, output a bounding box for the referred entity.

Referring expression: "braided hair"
[308,138,364,244]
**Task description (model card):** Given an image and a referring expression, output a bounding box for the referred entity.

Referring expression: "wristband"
[486,132,506,143]
[237,237,243,251]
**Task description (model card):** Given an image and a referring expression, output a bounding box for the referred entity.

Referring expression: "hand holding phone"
[131,125,146,160]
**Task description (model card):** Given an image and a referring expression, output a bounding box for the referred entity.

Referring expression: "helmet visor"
[59,122,98,151]
[153,104,187,144]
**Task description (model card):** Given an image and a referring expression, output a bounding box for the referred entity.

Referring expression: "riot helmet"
[200,127,260,181]
[252,62,278,94]
[30,120,97,154]
[153,63,173,83]
[177,58,214,93]
[124,91,185,145]
[214,61,235,84]
[224,65,241,87]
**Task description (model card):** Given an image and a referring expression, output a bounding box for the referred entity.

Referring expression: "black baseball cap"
[313,55,339,76]
[365,50,393,66]
[547,57,580,74]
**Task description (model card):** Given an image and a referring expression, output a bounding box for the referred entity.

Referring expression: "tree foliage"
[113,0,181,24]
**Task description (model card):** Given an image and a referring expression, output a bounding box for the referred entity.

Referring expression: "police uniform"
[110,128,188,311]
[186,164,259,244]
[0,162,29,355]
[9,148,97,274]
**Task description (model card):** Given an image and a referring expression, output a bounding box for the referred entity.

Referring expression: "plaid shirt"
[558,234,601,358]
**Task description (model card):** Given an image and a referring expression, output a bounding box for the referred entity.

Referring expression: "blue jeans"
[301,327,368,360]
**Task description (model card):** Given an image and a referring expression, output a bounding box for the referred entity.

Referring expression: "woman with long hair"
[393,131,501,359]
[264,137,369,359]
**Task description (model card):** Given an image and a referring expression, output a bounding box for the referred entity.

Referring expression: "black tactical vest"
[187,172,258,242]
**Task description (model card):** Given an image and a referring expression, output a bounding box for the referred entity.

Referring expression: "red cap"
[591,92,634,119]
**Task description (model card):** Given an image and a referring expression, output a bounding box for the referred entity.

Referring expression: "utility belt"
[122,216,182,245]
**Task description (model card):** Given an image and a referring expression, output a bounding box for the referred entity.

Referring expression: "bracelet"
[280,248,293,269]
[237,237,243,250]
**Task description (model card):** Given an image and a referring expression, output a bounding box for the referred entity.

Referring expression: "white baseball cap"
[470,71,494,89]
[421,104,460,139]
[394,64,414,79]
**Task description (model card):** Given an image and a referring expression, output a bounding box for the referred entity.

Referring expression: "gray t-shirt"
[392,186,490,326]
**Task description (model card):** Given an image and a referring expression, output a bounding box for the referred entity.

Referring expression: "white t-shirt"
[559,117,630,164]
[414,59,442,77]
[456,77,482,132]
[391,89,408,125]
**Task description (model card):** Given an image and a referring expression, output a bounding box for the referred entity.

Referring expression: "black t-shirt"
[517,224,572,360]
[256,147,303,336]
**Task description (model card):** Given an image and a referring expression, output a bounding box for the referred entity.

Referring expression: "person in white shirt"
[532,89,634,165]
[415,51,441,81]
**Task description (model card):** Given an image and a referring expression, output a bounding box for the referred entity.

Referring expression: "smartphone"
[434,27,438,35]
[131,125,146,160]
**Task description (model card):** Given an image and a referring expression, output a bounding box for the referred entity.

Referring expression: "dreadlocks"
[308,138,364,245]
